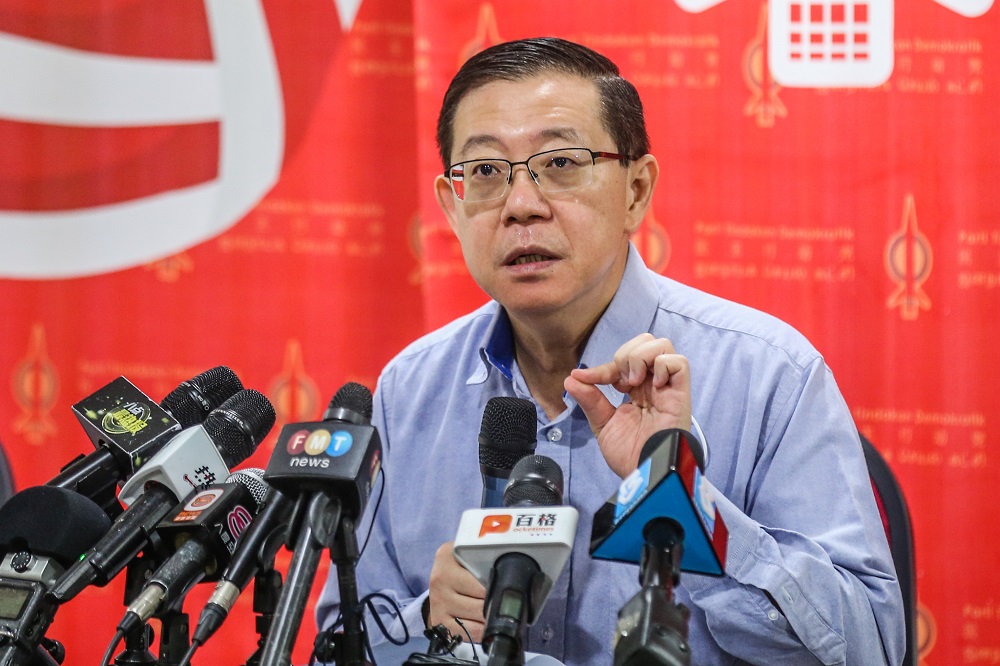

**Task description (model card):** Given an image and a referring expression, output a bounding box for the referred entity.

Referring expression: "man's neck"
[509,311,600,420]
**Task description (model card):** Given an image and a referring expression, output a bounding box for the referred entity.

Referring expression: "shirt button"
[548,428,563,442]
[542,625,554,640]
[767,609,780,621]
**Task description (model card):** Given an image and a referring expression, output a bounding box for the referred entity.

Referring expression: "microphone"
[48,389,275,604]
[0,487,112,665]
[188,482,295,649]
[589,429,727,666]
[47,367,243,514]
[453,455,578,665]
[479,397,537,508]
[115,469,268,636]
[589,429,727,574]
[263,381,379,517]
[159,366,244,428]
[259,382,382,666]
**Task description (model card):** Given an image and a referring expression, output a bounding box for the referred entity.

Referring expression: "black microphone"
[502,454,564,507]
[0,487,112,666]
[589,429,727,666]
[47,367,242,514]
[260,382,382,666]
[159,366,244,428]
[479,397,537,508]
[115,469,268,636]
[188,482,295,649]
[48,389,275,604]
[453,455,577,666]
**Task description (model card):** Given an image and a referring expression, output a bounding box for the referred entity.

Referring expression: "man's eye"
[471,163,503,178]
[545,156,579,169]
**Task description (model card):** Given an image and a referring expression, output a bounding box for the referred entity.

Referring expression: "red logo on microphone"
[227,505,253,538]
[286,429,311,455]
[479,515,512,537]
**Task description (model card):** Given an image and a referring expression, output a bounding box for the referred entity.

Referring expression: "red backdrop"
[1,1,997,663]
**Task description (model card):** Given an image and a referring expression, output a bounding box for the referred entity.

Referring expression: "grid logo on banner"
[768,1,894,87]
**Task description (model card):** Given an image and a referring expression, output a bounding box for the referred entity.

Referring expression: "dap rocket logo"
[678,0,993,87]
[285,428,354,469]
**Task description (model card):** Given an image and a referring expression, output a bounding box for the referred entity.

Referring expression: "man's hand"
[427,541,486,642]
[564,333,691,478]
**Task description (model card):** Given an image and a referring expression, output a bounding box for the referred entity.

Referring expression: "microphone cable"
[100,629,124,666]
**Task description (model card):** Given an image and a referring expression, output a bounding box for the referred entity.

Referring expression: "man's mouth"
[509,253,552,266]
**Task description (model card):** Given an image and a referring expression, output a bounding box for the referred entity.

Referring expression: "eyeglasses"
[445,147,634,202]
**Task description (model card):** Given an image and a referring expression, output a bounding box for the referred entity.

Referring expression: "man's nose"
[501,165,549,222]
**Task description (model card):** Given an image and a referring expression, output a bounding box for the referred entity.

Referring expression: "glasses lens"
[528,149,593,193]
[451,160,510,201]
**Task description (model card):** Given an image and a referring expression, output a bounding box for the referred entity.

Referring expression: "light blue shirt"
[316,244,903,665]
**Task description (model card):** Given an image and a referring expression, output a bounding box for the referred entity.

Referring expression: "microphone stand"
[156,608,190,666]
[324,517,367,666]
[244,568,283,666]
[613,518,692,666]
[259,493,341,666]
[116,557,158,666]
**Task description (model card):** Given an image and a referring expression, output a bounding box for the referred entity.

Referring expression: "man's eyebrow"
[455,127,587,160]
[457,135,503,158]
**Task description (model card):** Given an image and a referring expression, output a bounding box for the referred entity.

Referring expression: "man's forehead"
[449,74,605,159]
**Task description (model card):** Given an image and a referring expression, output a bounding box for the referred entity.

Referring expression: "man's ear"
[624,154,659,234]
[434,174,460,235]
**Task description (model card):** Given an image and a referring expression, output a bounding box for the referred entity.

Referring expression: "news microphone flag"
[71,376,181,476]
[453,505,578,609]
[590,429,727,576]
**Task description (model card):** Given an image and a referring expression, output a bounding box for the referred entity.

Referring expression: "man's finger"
[565,373,616,436]
[652,353,689,389]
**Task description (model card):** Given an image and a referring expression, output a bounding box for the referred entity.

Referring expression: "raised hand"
[564,333,691,478]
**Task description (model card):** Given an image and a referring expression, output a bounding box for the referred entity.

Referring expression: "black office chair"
[0,437,14,505]
[860,433,917,666]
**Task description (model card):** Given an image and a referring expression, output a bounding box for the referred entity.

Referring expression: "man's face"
[434,74,657,324]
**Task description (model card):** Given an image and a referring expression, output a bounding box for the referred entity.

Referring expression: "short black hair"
[436,37,649,171]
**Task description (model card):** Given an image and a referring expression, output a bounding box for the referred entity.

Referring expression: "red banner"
[1,1,997,663]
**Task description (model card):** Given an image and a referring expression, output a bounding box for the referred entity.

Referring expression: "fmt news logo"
[285,428,353,469]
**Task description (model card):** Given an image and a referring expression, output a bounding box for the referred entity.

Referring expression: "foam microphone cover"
[0,486,112,567]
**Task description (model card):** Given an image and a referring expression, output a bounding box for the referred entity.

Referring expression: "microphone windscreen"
[205,390,276,467]
[330,382,373,419]
[504,454,563,507]
[0,486,112,567]
[160,366,243,428]
[323,382,373,424]
[479,397,537,471]
[226,468,269,509]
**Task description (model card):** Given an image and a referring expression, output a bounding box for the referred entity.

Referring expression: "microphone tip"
[326,382,373,421]
[503,454,563,506]
[479,397,537,468]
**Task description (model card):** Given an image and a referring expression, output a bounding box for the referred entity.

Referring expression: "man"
[317,37,903,665]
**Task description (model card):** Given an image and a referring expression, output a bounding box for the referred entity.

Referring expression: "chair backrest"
[0,437,14,505]
[860,433,918,666]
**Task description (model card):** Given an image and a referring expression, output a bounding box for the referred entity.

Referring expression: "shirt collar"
[467,243,661,398]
